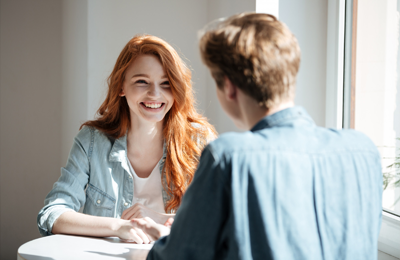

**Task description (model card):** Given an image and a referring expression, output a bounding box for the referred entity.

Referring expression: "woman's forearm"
[52,211,123,237]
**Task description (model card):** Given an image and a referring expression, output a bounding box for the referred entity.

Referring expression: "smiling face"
[121,54,174,124]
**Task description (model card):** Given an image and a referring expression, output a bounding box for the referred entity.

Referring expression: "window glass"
[348,0,400,216]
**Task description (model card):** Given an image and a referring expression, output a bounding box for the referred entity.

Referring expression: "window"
[341,0,400,257]
[343,0,400,217]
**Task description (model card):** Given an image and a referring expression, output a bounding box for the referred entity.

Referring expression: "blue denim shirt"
[147,107,382,260]
[37,126,173,236]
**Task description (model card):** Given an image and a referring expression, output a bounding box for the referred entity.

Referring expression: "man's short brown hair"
[199,13,301,109]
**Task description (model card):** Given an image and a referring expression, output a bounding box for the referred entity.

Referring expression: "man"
[133,13,382,259]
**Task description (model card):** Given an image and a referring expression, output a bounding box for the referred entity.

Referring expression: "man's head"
[199,13,301,110]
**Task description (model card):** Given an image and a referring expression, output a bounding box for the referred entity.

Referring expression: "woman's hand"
[116,219,153,244]
[121,203,174,224]
[131,217,172,241]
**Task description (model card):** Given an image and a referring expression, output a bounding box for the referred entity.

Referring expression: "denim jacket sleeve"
[37,126,93,236]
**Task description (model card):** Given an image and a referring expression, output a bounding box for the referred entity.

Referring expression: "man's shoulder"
[320,127,379,155]
[206,131,256,159]
[207,126,379,159]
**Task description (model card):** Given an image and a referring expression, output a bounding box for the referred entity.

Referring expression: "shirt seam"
[217,148,379,157]
[88,127,94,161]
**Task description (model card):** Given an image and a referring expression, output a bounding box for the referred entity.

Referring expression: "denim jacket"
[147,107,382,260]
[38,126,175,236]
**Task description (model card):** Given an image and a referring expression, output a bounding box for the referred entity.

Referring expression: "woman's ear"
[119,89,125,97]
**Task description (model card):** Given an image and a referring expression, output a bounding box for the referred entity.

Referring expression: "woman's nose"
[147,83,161,97]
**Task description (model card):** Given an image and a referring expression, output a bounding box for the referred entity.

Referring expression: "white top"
[127,158,165,213]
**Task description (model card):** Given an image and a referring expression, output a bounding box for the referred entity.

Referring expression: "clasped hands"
[117,203,173,244]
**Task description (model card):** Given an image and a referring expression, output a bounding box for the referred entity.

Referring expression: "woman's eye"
[161,81,170,86]
[135,80,148,84]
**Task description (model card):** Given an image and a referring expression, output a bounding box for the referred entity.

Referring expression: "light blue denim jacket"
[37,126,174,236]
[148,107,382,260]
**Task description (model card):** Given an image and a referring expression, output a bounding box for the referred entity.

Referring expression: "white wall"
[205,0,256,133]
[279,0,328,127]
[61,0,88,164]
[0,1,63,259]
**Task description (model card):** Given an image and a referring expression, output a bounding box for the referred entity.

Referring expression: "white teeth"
[144,103,162,108]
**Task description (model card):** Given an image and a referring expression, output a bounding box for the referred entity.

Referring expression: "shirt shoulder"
[329,128,377,149]
[206,131,254,161]
[311,127,380,156]
[207,126,379,160]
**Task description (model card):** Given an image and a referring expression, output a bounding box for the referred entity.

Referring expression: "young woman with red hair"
[37,35,216,243]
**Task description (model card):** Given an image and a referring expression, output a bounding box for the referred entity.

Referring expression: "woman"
[37,35,216,244]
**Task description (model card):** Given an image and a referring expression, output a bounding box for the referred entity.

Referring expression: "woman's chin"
[140,114,166,124]
[130,107,170,124]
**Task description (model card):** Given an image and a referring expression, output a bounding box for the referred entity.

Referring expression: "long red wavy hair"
[81,35,216,213]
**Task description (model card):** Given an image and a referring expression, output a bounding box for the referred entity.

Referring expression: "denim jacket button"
[124,202,128,207]
[97,199,101,204]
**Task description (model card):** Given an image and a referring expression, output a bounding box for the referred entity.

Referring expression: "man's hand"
[131,217,172,241]
[121,203,174,224]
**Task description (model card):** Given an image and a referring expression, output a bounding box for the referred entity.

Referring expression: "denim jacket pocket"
[85,183,116,217]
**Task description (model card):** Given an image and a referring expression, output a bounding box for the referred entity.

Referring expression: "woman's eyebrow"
[131,74,168,79]
[131,73,149,78]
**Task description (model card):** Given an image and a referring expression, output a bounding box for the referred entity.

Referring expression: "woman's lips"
[140,102,165,111]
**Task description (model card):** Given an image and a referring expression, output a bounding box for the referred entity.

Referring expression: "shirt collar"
[250,106,315,132]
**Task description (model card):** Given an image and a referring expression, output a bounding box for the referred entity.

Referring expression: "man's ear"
[223,76,237,101]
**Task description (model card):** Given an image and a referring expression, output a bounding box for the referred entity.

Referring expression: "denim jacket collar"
[108,134,131,176]
[109,134,167,161]
[251,106,315,132]
[109,134,128,163]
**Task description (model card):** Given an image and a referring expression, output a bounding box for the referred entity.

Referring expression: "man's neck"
[238,91,294,130]
[264,101,295,117]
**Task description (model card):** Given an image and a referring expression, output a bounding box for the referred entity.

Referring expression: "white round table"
[17,234,153,260]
